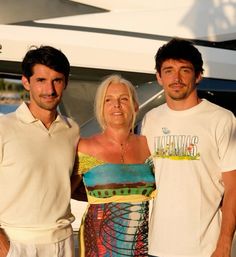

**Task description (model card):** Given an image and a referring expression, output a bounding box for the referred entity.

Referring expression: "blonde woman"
[72,74,156,257]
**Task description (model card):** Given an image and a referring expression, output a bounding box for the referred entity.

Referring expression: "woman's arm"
[0,228,9,257]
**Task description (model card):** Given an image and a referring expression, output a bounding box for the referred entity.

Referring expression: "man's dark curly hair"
[22,45,70,84]
[155,38,204,77]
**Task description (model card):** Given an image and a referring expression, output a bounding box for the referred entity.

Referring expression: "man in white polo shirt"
[0,46,80,257]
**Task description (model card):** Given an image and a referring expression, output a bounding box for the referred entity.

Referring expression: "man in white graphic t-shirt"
[142,38,236,257]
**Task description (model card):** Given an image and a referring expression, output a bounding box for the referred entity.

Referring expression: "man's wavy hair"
[155,38,204,77]
[22,45,70,84]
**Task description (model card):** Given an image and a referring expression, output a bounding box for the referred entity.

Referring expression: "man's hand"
[0,229,10,257]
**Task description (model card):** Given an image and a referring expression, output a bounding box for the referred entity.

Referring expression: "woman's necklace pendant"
[120,143,126,163]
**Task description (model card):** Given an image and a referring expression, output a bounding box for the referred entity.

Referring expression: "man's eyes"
[163,68,192,74]
[53,78,63,83]
[163,69,172,74]
[36,78,45,82]
[182,68,191,73]
[36,78,63,83]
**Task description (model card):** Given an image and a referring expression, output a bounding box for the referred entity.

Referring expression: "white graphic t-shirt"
[142,99,236,257]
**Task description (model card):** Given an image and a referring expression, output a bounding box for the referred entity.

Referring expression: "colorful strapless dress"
[76,152,156,257]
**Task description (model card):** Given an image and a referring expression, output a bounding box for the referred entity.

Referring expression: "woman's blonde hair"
[95,74,139,132]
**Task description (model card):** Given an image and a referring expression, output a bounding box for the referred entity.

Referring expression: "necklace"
[108,134,131,163]
[120,141,129,163]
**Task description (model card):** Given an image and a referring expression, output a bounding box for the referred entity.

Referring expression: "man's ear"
[156,73,163,87]
[21,76,30,91]
[195,73,202,85]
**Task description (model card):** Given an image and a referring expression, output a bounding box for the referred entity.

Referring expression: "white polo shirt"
[0,102,80,244]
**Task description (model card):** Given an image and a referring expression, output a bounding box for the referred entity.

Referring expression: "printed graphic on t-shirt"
[154,134,200,160]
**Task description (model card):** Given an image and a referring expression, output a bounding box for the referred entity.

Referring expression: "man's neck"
[166,92,202,111]
[27,103,57,129]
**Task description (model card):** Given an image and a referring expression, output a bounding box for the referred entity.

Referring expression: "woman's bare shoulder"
[78,135,99,151]
[131,134,150,157]
[132,134,148,144]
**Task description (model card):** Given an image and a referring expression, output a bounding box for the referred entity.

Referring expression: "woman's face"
[103,82,134,129]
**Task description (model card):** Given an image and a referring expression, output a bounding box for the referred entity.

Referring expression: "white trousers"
[6,235,75,257]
